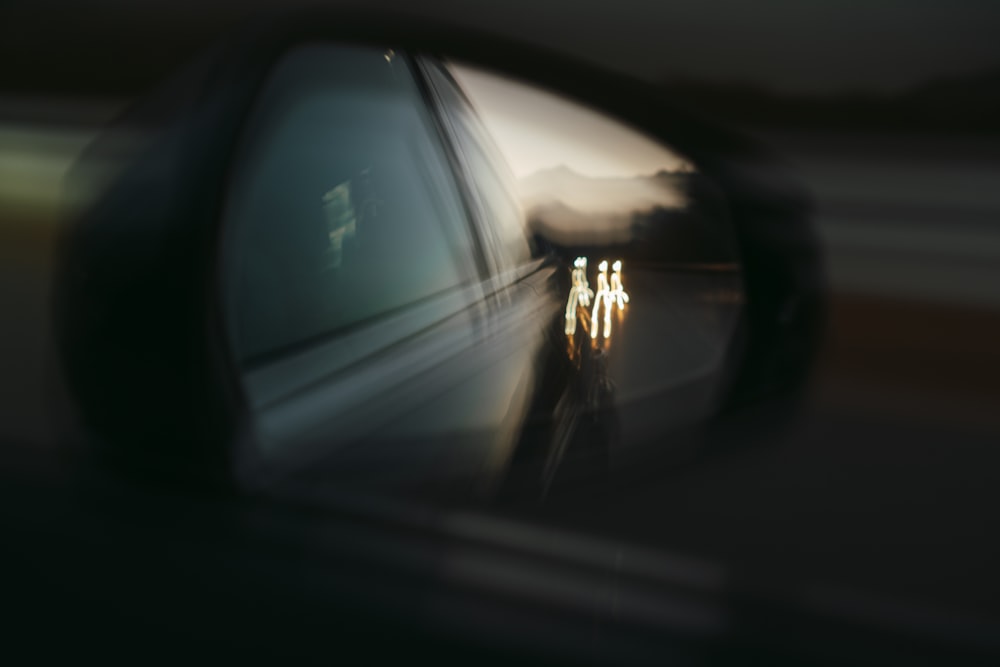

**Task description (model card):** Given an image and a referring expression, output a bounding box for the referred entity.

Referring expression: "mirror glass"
[221,43,744,504]
[452,63,745,453]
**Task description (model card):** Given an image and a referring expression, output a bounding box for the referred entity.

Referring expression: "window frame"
[220,43,491,368]
[414,57,537,285]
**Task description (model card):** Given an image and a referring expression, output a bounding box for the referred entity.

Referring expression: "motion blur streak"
[3,3,1000,661]
[0,117,104,448]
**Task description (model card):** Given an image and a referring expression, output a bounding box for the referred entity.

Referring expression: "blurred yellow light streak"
[564,256,593,335]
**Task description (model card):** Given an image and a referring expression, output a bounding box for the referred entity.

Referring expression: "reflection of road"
[598,268,742,452]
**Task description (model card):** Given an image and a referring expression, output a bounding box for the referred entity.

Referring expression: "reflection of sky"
[450,64,692,179]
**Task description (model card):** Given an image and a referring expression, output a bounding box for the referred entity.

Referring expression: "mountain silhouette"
[519,165,688,215]
[519,167,739,264]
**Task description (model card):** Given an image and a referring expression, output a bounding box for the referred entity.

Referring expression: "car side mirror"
[54,11,824,497]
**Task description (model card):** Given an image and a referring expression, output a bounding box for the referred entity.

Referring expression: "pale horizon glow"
[450,64,693,180]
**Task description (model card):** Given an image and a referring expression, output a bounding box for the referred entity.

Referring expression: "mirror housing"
[54,10,824,485]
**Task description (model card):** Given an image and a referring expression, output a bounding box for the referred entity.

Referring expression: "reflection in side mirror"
[221,44,745,503]
[453,64,745,484]
[51,15,819,514]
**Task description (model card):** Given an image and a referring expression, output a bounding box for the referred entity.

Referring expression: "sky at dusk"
[452,63,690,179]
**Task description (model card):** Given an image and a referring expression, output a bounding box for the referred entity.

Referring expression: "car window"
[223,44,476,363]
[421,61,533,274]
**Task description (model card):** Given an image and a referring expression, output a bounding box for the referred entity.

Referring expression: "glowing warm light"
[565,257,628,348]
[591,330,612,353]
[590,260,611,339]
[610,259,629,310]
[588,258,628,340]
[566,333,578,362]
[564,256,594,336]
